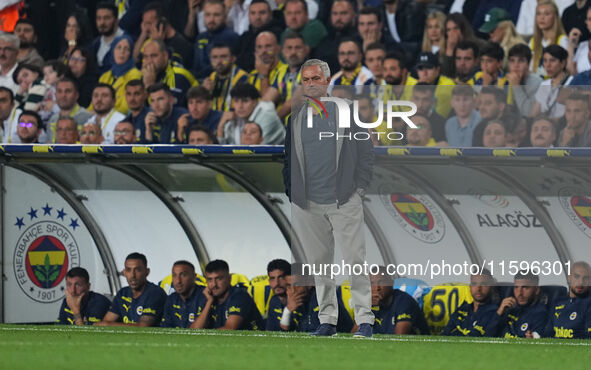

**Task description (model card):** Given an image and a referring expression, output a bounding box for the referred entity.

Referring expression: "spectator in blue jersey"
[468,42,507,88]
[57,267,110,326]
[177,86,221,143]
[330,38,374,88]
[125,80,150,133]
[369,266,430,335]
[265,259,291,331]
[97,252,167,327]
[91,2,127,74]
[445,85,480,147]
[544,261,591,339]
[161,260,205,328]
[496,271,548,338]
[193,0,240,79]
[191,259,263,330]
[442,269,501,337]
[143,83,188,143]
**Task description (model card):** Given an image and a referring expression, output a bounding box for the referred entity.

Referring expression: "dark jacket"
[282,102,374,209]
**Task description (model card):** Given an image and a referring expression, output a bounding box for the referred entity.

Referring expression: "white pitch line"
[1,326,590,347]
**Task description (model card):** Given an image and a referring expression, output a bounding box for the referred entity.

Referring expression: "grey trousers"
[291,192,374,326]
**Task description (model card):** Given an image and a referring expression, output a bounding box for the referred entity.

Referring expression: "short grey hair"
[0,33,20,49]
[300,59,331,79]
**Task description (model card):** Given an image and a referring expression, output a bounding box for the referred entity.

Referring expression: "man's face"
[530,119,556,147]
[285,274,311,297]
[411,90,434,115]
[268,269,287,296]
[91,87,115,115]
[331,1,355,30]
[365,49,385,80]
[358,14,381,37]
[114,122,136,144]
[508,56,529,78]
[204,3,225,32]
[96,8,117,36]
[249,2,272,29]
[17,114,40,143]
[188,98,211,120]
[282,38,308,69]
[513,279,540,306]
[172,264,195,297]
[125,85,146,112]
[568,264,591,297]
[383,58,405,85]
[0,90,13,120]
[142,9,158,37]
[455,48,477,77]
[123,258,149,291]
[565,99,590,129]
[542,53,565,79]
[338,41,361,72]
[255,33,279,64]
[188,130,213,144]
[210,46,234,75]
[56,81,79,110]
[470,274,492,303]
[56,119,79,144]
[417,65,440,84]
[284,2,308,31]
[370,274,393,306]
[143,42,168,73]
[301,65,330,98]
[480,55,501,76]
[79,124,103,144]
[14,22,36,48]
[66,276,90,298]
[478,93,504,120]
[149,90,173,118]
[451,94,475,118]
[407,115,432,146]
[233,98,258,119]
[241,122,263,144]
[206,270,231,298]
[483,122,506,147]
[0,39,18,67]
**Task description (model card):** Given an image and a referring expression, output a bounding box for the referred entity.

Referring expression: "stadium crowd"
[58,253,591,339]
[1,0,591,147]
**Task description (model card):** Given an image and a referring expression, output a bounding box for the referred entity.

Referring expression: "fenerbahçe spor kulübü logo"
[13,203,81,303]
[380,192,445,243]
[558,186,591,239]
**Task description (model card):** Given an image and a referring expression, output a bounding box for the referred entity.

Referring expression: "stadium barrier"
[1,144,590,324]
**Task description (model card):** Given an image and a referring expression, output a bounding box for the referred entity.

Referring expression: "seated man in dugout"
[57,267,111,326]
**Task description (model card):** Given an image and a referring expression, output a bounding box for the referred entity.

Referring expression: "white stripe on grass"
[1,326,590,347]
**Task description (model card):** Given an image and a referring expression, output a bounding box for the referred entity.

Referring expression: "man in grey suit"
[283,58,375,338]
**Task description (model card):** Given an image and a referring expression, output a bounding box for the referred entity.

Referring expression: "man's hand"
[188,0,202,10]
[255,54,271,78]
[286,289,305,312]
[203,287,214,302]
[151,22,166,41]
[560,125,577,146]
[497,297,517,316]
[506,71,521,86]
[480,71,494,86]
[142,63,157,88]
[202,76,214,91]
[361,28,380,51]
[65,290,85,315]
[145,111,158,141]
[177,113,191,142]
[569,27,581,46]
[525,330,534,338]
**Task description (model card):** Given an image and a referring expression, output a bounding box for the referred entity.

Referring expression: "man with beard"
[143,83,188,143]
[330,38,374,89]
[202,43,248,112]
[55,116,79,144]
[313,0,361,74]
[558,93,591,147]
[91,2,126,74]
[79,122,104,145]
[124,79,150,132]
[0,33,20,94]
[47,78,93,143]
[265,259,291,331]
[497,271,548,338]
[236,0,283,72]
[113,120,138,144]
[97,253,167,327]
[530,116,557,147]
[544,261,591,339]
[57,267,111,326]
[193,0,239,79]
[382,51,411,101]
[161,261,206,328]
[16,110,44,144]
[0,86,22,143]
[442,269,501,337]
[191,259,263,330]
[85,84,126,144]
[248,32,288,98]
[454,41,480,83]
[369,266,429,335]
[13,19,44,69]
[142,39,198,108]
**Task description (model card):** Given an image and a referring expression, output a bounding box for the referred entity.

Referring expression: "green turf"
[1,325,590,370]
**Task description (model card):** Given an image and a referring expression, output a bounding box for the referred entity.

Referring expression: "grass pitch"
[1,325,590,370]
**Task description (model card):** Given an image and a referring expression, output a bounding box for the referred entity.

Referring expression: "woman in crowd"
[482,119,507,148]
[441,13,479,77]
[422,11,446,55]
[529,0,568,75]
[60,10,93,61]
[67,46,98,108]
[488,20,526,70]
